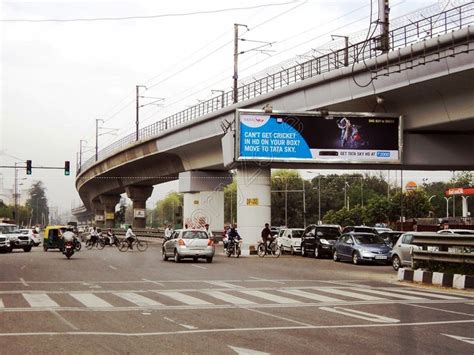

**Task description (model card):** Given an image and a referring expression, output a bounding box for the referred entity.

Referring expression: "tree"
[390,190,430,220]
[26,181,48,226]
[224,180,237,225]
[155,192,183,228]
[271,170,305,227]
[364,195,394,225]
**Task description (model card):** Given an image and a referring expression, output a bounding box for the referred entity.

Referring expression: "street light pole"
[318,175,321,224]
[79,139,87,168]
[331,34,349,66]
[284,180,288,227]
[444,197,451,218]
[302,180,306,228]
[233,23,248,104]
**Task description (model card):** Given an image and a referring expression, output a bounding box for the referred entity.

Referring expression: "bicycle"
[85,236,105,250]
[257,239,281,258]
[118,236,148,252]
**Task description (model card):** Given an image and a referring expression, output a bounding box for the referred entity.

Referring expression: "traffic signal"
[64,161,70,176]
[26,160,32,175]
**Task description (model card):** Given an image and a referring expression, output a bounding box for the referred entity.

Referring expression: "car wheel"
[174,250,181,263]
[314,246,320,259]
[43,245,48,252]
[23,246,32,252]
[392,255,401,271]
[206,257,213,263]
[333,250,339,262]
[301,245,306,257]
[290,246,295,255]
[352,252,360,265]
[162,248,168,261]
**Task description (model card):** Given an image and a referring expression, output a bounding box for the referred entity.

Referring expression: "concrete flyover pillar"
[125,186,154,229]
[99,194,121,228]
[179,171,232,233]
[236,166,271,255]
[91,200,105,228]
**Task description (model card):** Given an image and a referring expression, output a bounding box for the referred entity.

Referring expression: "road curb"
[397,268,474,289]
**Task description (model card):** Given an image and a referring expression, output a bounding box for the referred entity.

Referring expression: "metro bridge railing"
[78,2,474,174]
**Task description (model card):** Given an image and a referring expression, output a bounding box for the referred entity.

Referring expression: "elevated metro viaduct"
[75,27,474,253]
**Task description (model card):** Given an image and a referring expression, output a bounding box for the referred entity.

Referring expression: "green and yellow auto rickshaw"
[43,225,68,252]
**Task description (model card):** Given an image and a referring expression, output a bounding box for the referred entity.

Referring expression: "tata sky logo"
[376,151,391,158]
[240,114,270,128]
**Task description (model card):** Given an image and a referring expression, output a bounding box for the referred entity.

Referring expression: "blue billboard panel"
[237,111,401,164]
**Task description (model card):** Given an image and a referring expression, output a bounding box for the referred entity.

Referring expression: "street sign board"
[235,110,402,164]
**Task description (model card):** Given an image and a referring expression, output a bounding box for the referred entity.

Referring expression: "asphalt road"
[0,241,473,354]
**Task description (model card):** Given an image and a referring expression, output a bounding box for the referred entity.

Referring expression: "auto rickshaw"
[43,225,68,252]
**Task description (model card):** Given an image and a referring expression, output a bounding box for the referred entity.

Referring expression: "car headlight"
[360,249,374,256]
[320,239,330,245]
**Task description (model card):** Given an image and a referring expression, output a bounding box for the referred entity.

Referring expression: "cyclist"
[125,225,136,250]
[261,223,273,252]
[106,228,116,245]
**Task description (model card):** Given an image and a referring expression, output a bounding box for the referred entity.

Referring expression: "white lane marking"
[50,310,79,331]
[19,278,29,287]
[228,345,270,355]
[70,293,113,308]
[441,333,474,345]
[191,265,207,270]
[23,293,59,308]
[1,319,474,337]
[249,277,285,284]
[315,288,384,301]
[405,303,474,317]
[202,291,256,305]
[0,298,4,308]
[245,307,314,327]
[206,281,244,289]
[108,265,117,270]
[141,278,164,286]
[349,288,427,300]
[158,292,212,305]
[320,307,400,323]
[379,288,463,300]
[239,290,302,304]
[114,293,162,307]
[280,289,344,303]
[163,317,197,330]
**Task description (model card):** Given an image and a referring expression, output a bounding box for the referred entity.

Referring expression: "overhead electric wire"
[1,1,301,22]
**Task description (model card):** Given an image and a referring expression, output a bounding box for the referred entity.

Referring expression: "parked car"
[6,229,34,252]
[162,229,215,263]
[390,232,441,271]
[374,227,393,234]
[437,229,474,235]
[277,228,304,254]
[342,225,380,235]
[301,224,341,258]
[270,227,281,237]
[333,232,392,265]
[0,234,12,252]
[379,231,404,247]
[17,229,41,246]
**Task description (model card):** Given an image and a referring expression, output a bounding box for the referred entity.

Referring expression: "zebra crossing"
[0,286,470,311]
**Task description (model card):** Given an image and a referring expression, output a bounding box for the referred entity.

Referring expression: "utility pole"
[95,119,103,161]
[331,35,349,66]
[79,139,87,167]
[318,175,321,224]
[136,85,146,141]
[378,0,390,53]
[14,162,18,224]
[233,24,247,104]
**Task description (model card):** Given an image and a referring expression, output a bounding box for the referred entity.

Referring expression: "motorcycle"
[74,238,82,251]
[102,233,120,247]
[64,240,75,259]
[226,239,241,258]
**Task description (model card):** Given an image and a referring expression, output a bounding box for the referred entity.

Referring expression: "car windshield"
[356,227,376,234]
[292,230,303,238]
[182,231,208,239]
[354,234,385,244]
[0,225,18,234]
[317,228,340,240]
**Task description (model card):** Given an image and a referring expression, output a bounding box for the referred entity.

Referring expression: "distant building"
[0,173,29,206]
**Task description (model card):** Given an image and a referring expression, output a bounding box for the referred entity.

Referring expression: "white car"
[277,228,304,254]
[17,229,41,246]
[437,229,474,235]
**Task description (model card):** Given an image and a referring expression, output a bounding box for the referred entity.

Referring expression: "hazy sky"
[0,0,467,212]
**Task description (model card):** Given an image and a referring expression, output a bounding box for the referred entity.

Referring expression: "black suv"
[301,225,341,258]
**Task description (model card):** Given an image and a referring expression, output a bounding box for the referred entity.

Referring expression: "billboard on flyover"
[235,110,402,164]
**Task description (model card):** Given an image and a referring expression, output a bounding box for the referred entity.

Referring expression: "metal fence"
[78,2,474,174]
[411,234,474,266]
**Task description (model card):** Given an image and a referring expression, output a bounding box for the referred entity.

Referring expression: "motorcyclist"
[227,224,241,251]
[125,226,136,250]
[106,228,116,245]
[62,230,76,256]
[261,223,273,252]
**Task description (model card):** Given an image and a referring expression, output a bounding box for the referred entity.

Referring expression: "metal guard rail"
[78,2,474,174]
[411,234,474,265]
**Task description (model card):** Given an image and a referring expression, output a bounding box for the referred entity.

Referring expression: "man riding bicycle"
[261,223,273,252]
[125,226,136,250]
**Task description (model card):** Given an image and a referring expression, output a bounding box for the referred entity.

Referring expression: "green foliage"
[26,181,49,226]
[224,180,237,225]
[364,195,394,225]
[154,192,183,228]
[271,170,305,227]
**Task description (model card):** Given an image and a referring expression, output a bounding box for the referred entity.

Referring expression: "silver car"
[391,232,440,271]
[162,229,215,263]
